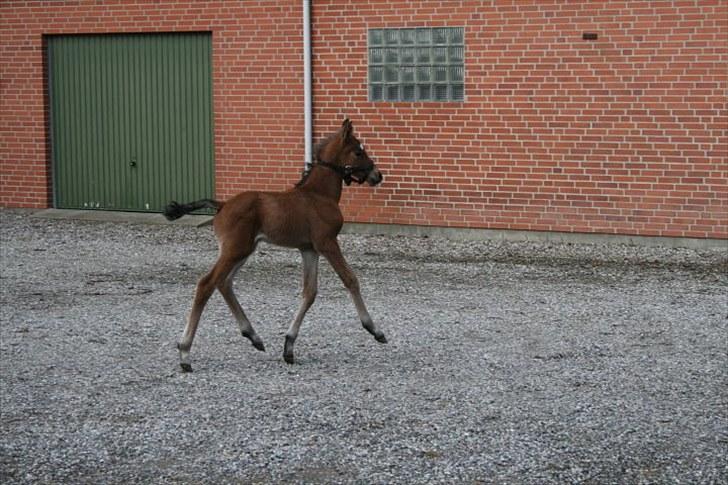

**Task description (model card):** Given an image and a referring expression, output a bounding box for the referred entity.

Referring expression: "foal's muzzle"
[367,167,383,186]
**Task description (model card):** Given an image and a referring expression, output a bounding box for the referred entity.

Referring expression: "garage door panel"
[48,33,214,212]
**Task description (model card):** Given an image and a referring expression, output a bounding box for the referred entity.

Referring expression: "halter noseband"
[309,159,372,186]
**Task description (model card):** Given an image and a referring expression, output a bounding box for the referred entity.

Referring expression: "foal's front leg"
[317,240,387,344]
[284,250,319,364]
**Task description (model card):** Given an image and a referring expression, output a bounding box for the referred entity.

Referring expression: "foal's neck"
[298,166,343,202]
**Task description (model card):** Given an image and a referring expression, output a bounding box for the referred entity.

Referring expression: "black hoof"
[180,363,193,373]
[376,334,388,344]
[243,332,266,352]
[283,335,295,364]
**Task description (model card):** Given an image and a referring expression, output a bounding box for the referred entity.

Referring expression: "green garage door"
[48,33,214,212]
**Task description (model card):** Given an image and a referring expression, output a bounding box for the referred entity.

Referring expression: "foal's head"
[315,119,383,186]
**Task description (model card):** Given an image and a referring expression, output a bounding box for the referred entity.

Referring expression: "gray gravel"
[1,209,726,484]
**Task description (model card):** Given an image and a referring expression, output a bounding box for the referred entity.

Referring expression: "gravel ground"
[1,209,726,484]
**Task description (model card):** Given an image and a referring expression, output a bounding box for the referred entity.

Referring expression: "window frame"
[368,27,465,103]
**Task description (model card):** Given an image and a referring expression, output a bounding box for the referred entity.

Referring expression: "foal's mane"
[295,129,341,187]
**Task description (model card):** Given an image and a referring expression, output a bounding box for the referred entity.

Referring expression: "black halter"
[308,159,372,186]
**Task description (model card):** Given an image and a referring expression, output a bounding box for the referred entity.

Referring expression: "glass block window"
[368,27,464,102]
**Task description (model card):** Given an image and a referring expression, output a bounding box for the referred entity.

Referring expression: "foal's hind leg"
[317,240,387,344]
[218,256,266,353]
[178,245,262,372]
[178,269,217,372]
[284,249,319,364]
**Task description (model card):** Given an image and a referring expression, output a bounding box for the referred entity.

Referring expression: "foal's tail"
[163,198,223,221]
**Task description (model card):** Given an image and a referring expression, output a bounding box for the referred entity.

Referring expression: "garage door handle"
[130,159,137,167]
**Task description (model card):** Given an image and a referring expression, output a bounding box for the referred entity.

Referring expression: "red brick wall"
[2,1,727,240]
[317,0,728,239]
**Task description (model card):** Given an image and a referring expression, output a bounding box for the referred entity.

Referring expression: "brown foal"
[164,119,387,371]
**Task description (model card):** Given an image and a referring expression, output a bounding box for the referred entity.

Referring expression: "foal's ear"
[341,118,353,139]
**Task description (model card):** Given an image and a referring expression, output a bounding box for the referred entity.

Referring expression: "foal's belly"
[255,230,311,250]
[257,211,314,249]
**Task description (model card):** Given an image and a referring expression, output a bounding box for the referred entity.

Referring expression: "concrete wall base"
[26,209,726,250]
[342,222,728,250]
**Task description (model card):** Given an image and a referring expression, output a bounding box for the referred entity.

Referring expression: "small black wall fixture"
[582,32,598,40]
